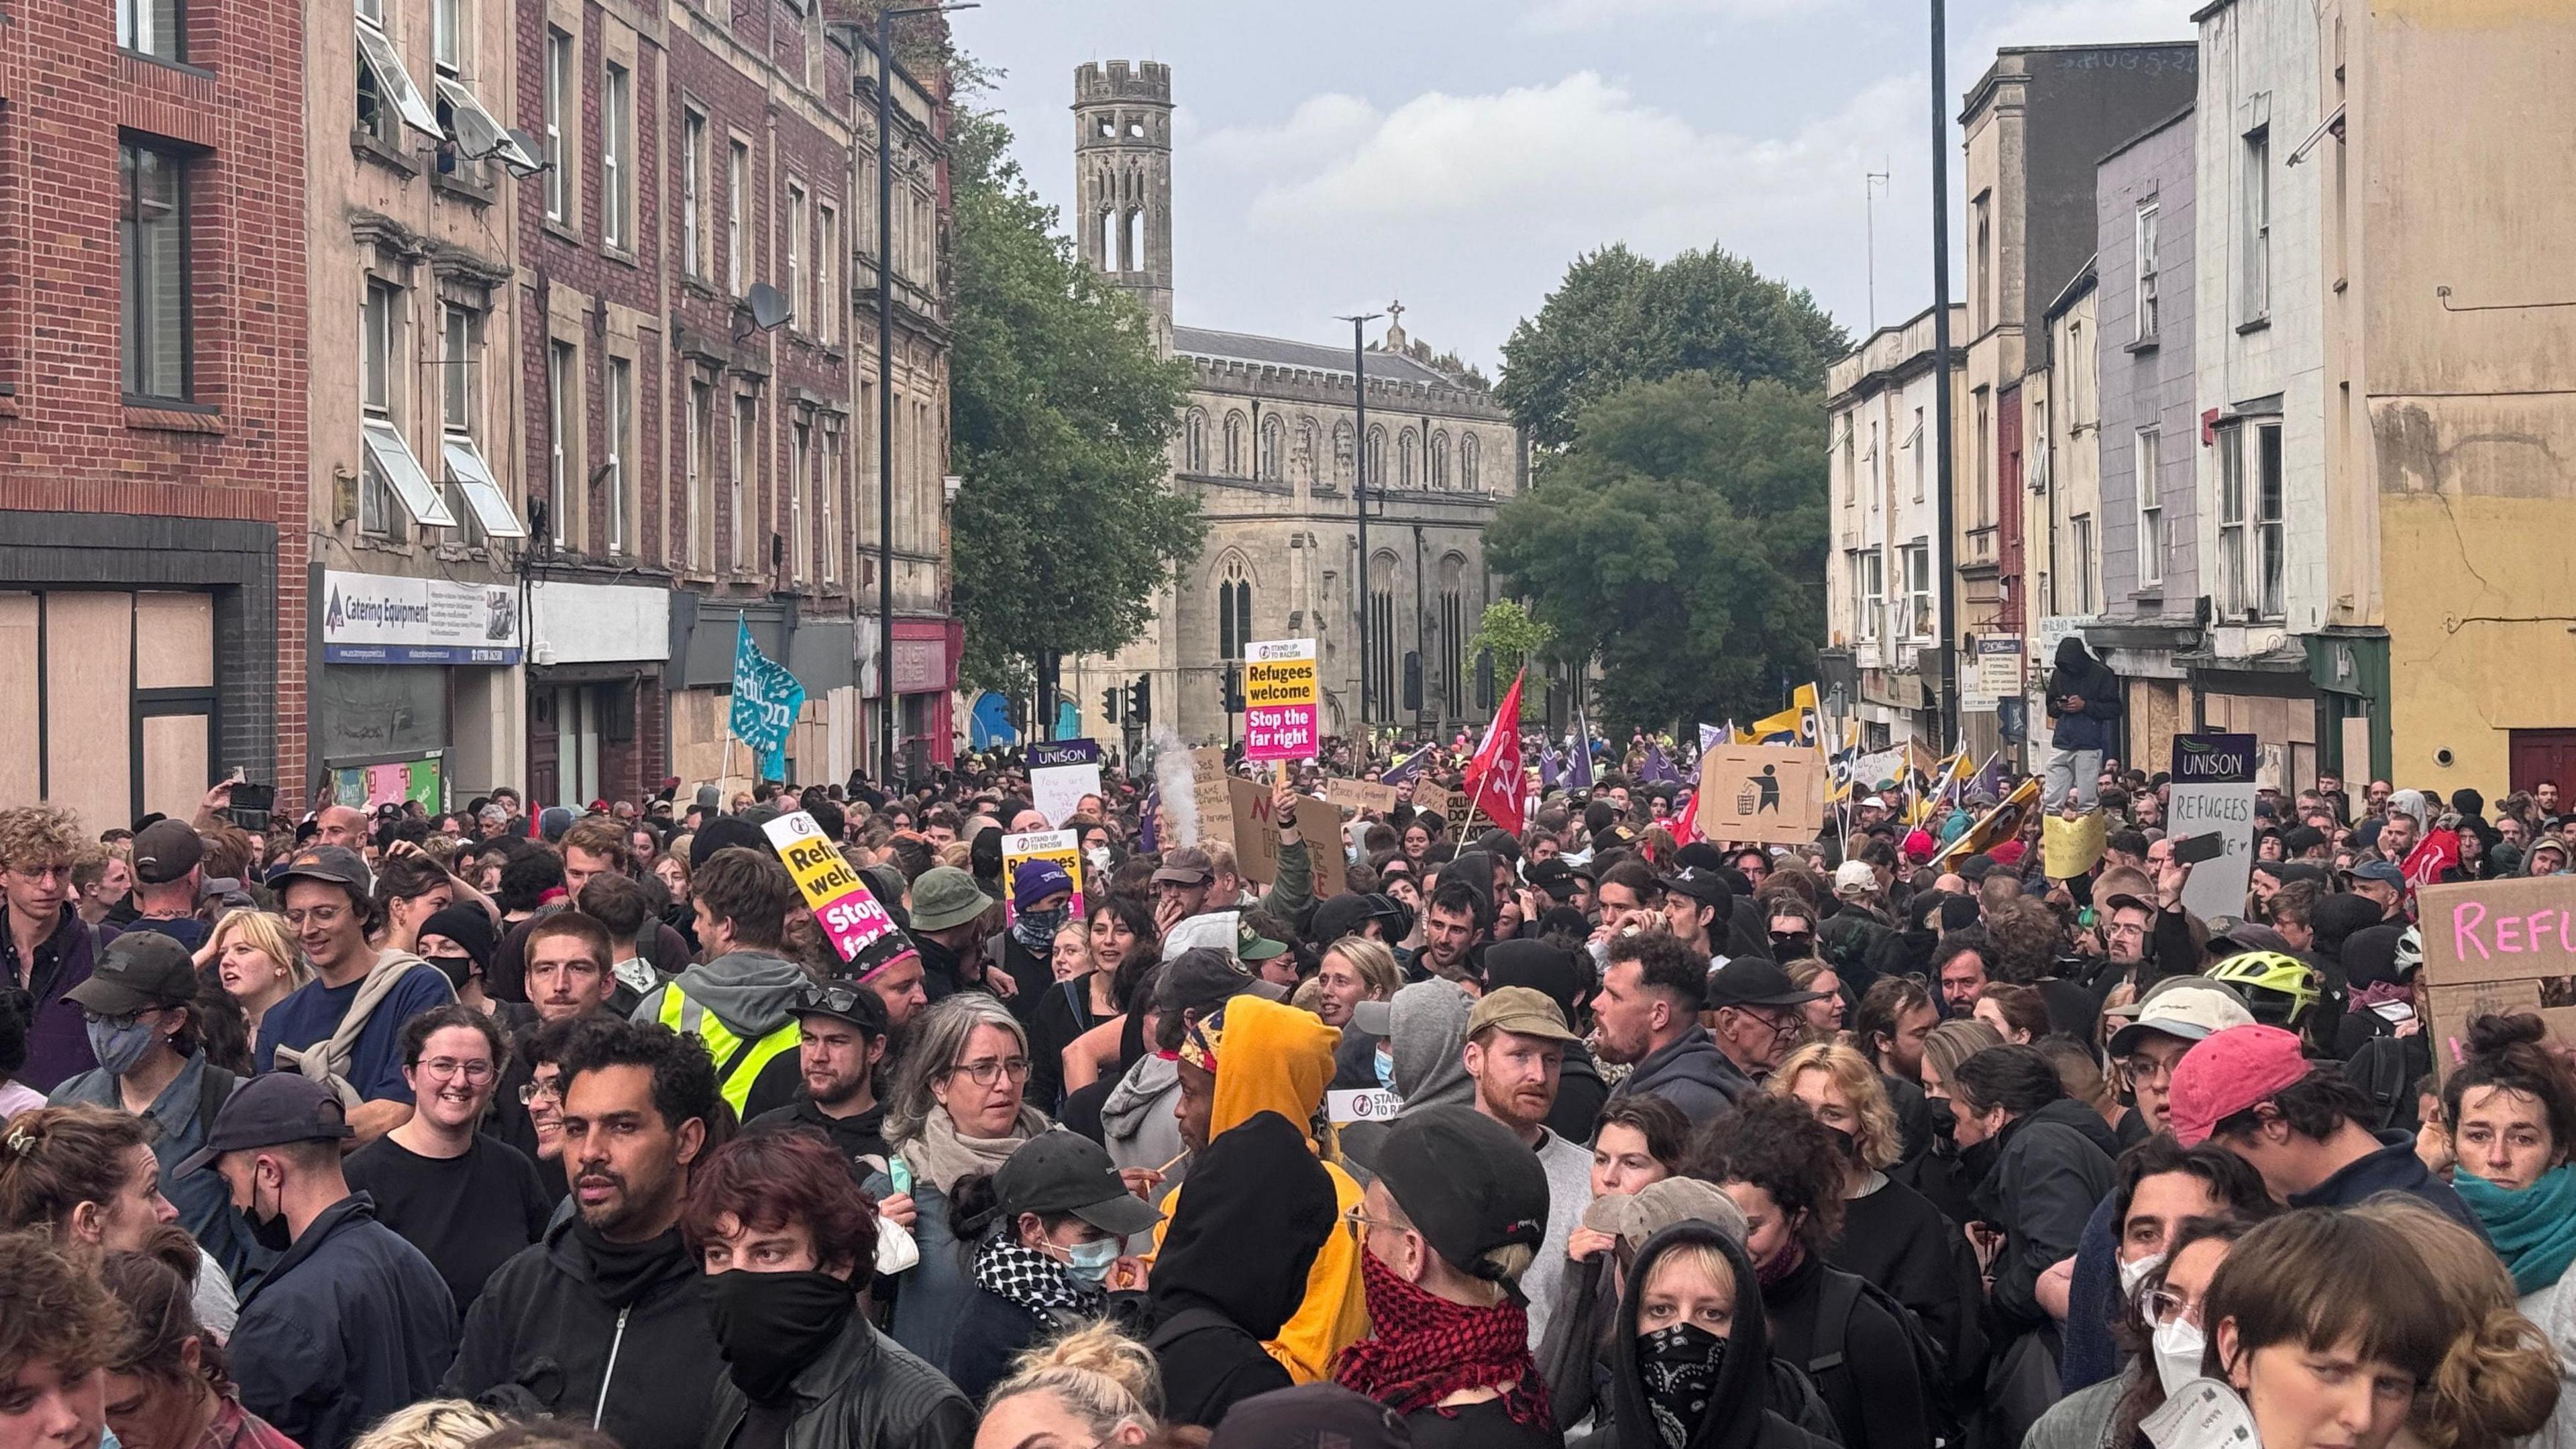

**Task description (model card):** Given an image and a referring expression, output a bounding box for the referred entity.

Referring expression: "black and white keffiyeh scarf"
[972,1238,1106,1320]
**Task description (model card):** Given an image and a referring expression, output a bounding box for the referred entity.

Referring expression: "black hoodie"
[1147,1110,1336,1428]
[1605,1224,1838,1449]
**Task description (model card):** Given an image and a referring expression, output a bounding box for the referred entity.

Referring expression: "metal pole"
[1929,0,1960,751]
[875,10,898,786]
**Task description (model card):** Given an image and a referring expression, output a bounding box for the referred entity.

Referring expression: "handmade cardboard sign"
[2416,876,2576,1076]
[1692,745,1825,845]
[1324,778,1402,816]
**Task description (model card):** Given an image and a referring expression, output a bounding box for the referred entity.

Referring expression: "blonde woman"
[1313,936,1401,1030]
[1769,1040,1972,1377]
[346,1399,506,1449]
[195,910,307,1046]
[975,1321,1163,1449]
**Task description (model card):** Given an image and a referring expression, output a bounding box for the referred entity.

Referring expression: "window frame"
[120,0,184,62]
[433,0,463,75]
[681,111,707,279]
[2218,424,2249,616]
[2135,427,2163,588]
[548,339,577,549]
[731,392,755,570]
[784,178,806,330]
[727,140,750,295]
[2255,421,2285,619]
[543,28,572,223]
[2135,199,2160,342]
[2243,126,2271,324]
[816,203,837,345]
[1856,548,1884,644]
[605,355,632,556]
[790,417,810,583]
[119,142,193,405]
[600,62,631,250]
[688,379,714,571]
[2071,513,2095,614]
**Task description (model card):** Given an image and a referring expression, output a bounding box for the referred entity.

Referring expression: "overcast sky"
[949,0,2194,373]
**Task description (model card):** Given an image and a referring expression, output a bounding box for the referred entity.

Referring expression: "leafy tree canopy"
[947,106,1203,692]
[1485,374,1827,733]
[1495,242,1847,453]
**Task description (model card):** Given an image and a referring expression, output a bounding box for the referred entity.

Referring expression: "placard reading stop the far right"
[1242,638,1319,763]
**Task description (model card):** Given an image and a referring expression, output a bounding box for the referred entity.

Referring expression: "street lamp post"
[1929,0,1960,751]
[840,3,976,789]
[1338,312,1381,731]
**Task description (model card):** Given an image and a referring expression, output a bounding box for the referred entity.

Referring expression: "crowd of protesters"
[0,722,2573,1449]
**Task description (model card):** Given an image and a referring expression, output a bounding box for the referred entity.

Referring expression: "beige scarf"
[899,1106,1051,1195]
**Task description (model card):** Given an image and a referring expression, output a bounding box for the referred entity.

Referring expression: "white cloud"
[1182,71,1926,366]
[1517,0,1824,36]
[1966,0,2192,57]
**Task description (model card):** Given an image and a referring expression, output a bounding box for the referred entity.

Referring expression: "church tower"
[1073,62,1175,354]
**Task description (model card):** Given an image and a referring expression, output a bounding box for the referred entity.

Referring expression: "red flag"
[1462,668,1529,835]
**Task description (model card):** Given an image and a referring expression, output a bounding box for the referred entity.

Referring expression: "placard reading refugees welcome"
[1242,638,1318,762]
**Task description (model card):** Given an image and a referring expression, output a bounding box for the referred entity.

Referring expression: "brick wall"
[0,0,309,788]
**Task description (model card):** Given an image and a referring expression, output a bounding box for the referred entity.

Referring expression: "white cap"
[2107,981,2257,1056]
[1833,859,1878,898]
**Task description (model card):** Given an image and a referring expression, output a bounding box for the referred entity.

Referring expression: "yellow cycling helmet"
[2205,950,2323,1024]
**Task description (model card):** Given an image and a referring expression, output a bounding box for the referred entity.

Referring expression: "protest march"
[5,639,2574,1449]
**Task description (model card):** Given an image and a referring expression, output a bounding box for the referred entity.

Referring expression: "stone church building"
[1061,61,1525,752]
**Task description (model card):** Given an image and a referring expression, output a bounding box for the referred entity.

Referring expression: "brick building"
[0,0,309,836]
[518,0,957,804]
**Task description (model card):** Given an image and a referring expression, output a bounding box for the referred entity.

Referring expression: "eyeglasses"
[948,1056,1032,1087]
[519,1076,564,1105]
[2139,1286,2204,1328]
[78,1008,154,1032]
[2118,1054,2182,1085]
[5,863,74,883]
[282,904,348,929]
[1341,1203,1406,1239]
[417,1058,496,1083]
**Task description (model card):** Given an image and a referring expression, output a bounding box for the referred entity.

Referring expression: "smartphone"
[2173,830,2229,865]
[229,782,275,814]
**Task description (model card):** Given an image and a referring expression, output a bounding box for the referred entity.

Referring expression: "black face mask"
[241,1172,293,1253]
[425,953,478,991]
[1638,1322,1729,1449]
[704,1269,856,1405]
[1770,932,1815,957]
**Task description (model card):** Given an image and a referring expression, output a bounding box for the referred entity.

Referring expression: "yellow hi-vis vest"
[657,987,801,1114]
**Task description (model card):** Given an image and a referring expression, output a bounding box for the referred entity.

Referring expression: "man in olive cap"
[905,865,1012,1003]
[1460,987,1590,1350]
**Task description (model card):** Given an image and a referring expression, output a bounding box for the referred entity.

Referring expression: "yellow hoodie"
[1156,995,1370,1383]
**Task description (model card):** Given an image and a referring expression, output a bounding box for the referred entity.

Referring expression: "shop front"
[665,594,858,791]
[313,568,524,810]
[527,580,673,808]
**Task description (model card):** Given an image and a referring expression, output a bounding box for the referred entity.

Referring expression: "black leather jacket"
[702,1315,974,1449]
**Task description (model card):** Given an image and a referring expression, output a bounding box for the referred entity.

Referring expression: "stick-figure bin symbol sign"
[1736,765,1783,817]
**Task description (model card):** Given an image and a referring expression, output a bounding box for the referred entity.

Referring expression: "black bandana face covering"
[704,1269,856,1405]
[1638,1322,1728,1449]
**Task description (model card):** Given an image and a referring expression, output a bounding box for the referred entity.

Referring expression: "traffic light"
[1222,662,1246,714]
[1100,687,1120,725]
[1401,652,1423,713]
[1124,676,1150,727]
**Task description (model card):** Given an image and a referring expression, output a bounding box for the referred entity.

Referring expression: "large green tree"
[1485,373,1827,731]
[947,107,1202,692]
[1496,243,1847,453]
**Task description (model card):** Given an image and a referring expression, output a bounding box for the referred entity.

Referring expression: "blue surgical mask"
[1063,1237,1120,1285]
[86,1017,159,1077]
[1375,1051,1397,1090]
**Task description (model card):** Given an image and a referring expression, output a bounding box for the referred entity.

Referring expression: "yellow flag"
[1930,775,2042,869]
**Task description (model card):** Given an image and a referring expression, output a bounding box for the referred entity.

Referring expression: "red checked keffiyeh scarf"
[1334,1244,1554,1429]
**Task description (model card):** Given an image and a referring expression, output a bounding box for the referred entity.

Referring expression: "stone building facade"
[1061,62,1524,751]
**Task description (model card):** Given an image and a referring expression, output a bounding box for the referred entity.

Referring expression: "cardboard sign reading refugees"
[761,810,916,978]
[1026,739,1104,827]
[2416,877,2576,1075]
[2169,733,2259,925]
[1693,745,1826,845]
[1324,777,1402,816]
[1001,829,1085,925]
[1242,638,1320,762]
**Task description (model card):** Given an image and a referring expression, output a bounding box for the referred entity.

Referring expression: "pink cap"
[2168,1024,2310,1146]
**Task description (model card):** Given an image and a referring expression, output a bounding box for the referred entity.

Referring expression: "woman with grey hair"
[865,991,1051,1365]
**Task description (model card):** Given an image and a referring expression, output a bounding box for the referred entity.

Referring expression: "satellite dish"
[496,127,549,177]
[741,283,793,333]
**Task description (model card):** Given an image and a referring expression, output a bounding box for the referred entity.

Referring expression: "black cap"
[1154,946,1285,1015]
[690,816,767,870]
[995,1130,1164,1238]
[1208,1385,1413,1449]
[1374,1106,1547,1285]
[1661,866,1733,910]
[64,932,199,1016]
[174,1073,352,1175]
[1705,955,1825,1010]
[416,905,497,971]
[270,843,372,896]
[793,979,890,1038]
[129,819,205,885]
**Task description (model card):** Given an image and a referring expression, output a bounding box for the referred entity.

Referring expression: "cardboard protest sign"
[2169,734,2258,925]
[2043,808,2108,879]
[1001,829,1085,924]
[1226,777,1281,885]
[1409,782,1456,830]
[1291,795,1346,898]
[1189,748,1236,853]
[1692,745,1826,846]
[1026,739,1104,827]
[760,810,916,978]
[1242,639,1320,763]
[1324,777,1401,816]
[2415,877,2576,1075]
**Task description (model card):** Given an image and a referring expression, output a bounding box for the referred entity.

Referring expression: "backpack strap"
[1807,1267,1862,1376]
[194,1063,238,1142]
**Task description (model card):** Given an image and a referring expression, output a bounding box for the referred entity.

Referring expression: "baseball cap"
[175,1073,354,1175]
[1582,1177,1748,1254]
[908,867,996,932]
[1833,860,1878,899]
[994,1130,1163,1239]
[2274,861,2331,888]
[793,979,890,1038]
[2107,981,2260,1057]
[1309,892,1399,947]
[1153,847,1216,886]
[1235,919,1289,963]
[1010,859,1075,912]
[2167,1024,2311,1147]
[1662,867,1733,909]
[129,819,205,885]
[1374,1106,1548,1286]
[63,932,198,1017]
[2341,861,2405,888]
[1705,956,1825,1010]
[1155,945,1286,1017]
[1464,985,1582,1045]
[270,843,372,898]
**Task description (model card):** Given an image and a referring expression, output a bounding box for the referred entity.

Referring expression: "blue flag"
[729,618,805,780]
[1540,744,1561,791]
[1568,700,1595,791]
[1381,746,1428,786]
[1136,784,1160,853]
[1641,739,1681,785]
